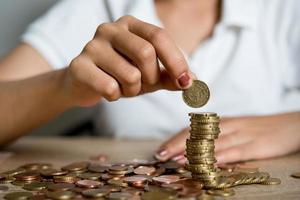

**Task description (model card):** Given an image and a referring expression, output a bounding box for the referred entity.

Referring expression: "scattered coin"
[291,172,300,178]
[152,175,180,184]
[133,166,155,175]
[261,178,281,185]
[4,192,33,200]
[0,185,9,192]
[182,80,210,108]
[23,182,48,191]
[48,183,76,191]
[46,190,76,200]
[76,180,103,188]
[82,188,109,198]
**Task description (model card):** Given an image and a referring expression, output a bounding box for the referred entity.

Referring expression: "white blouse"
[22,0,300,139]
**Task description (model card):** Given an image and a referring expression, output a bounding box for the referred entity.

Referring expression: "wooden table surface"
[1,137,300,200]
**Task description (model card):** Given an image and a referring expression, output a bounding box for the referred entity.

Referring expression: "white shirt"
[22,0,300,139]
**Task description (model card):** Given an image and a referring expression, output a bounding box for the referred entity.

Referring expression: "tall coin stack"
[185,112,220,188]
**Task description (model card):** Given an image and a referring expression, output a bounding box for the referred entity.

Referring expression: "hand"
[63,15,194,107]
[155,112,300,164]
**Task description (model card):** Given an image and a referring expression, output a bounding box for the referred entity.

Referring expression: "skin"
[155,112,300,164]
[0,0,299,163]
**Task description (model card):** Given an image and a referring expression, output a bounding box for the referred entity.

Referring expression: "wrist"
[52,68,78,109]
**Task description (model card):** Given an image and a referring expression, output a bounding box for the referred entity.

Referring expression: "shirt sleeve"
[21,0,110,69]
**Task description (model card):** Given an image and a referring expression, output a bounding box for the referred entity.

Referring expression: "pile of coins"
[185,112,220,188]
[0,160,281,199]
[182,80,280,191]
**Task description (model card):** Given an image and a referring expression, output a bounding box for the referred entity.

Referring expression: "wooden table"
[1,137,300,200]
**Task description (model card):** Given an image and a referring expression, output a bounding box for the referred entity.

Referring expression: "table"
[1,137,300,200]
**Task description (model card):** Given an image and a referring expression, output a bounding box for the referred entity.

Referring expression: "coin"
[82,188,109,198]
[77,172,102,180]
[261,177,281,185]
[123,175,148,185]
[48,183,76,191]
[4,192,33,200]
[14,172,41,181]
[0,185,9,192]
[152,175,180,184]
[76,180,103,188]
[61,162,89,172]
[23,182,48,191]
[19,163,52,171]
[291,172,300,178]
[133,166,155,175]
[40,169,68,177]
[46,191,76,200]
[182,80,210,108]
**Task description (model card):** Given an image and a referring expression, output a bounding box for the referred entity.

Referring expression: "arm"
[0,44,72,145]
[0,16,194,146]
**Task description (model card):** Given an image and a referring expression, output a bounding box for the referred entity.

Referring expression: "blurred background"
[0,0,96,136]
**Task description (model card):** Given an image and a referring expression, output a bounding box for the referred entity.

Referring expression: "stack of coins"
[185,112,220,188]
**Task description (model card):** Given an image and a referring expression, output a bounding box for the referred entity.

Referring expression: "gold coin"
[183,80,210,108]
[23,182,48,191]
[291,172,300,178]
[261,177,281,185]
[189,112,217,118]
[46,191,76,200]
[4,192,33,200]
[82,189,109,198]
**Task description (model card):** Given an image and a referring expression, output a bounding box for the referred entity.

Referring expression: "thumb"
[154,127,189,161]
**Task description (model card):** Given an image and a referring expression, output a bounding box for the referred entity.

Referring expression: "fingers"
[155,128,189,161]
[120,16,193,89]
[111,29,160,85]
[216,142,254,164]
[219,117,238,136]
[83,40,142,97]
[69,56,121,103]
[215,131,251,152]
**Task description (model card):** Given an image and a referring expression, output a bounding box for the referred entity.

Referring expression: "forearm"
[0,69,72,145]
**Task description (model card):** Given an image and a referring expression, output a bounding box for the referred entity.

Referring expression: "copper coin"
[76,180,103,188]
[0,185,9,192]
[123,175,148,184]
[14,172,41,181]
[133,166,155,175]
[61,162,90,172]
[109,165,128,171]
[152,175,180,184]
[101,173,123,181]
[40,169,68,177]
[47,183,76,191]
[19,163,52,171]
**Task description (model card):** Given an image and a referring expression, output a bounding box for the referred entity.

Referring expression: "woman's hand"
[155,112,300,164]
[63,15,193,107]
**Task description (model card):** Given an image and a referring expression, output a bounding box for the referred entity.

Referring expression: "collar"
[106,0,161,26]
[220,0,260,29]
